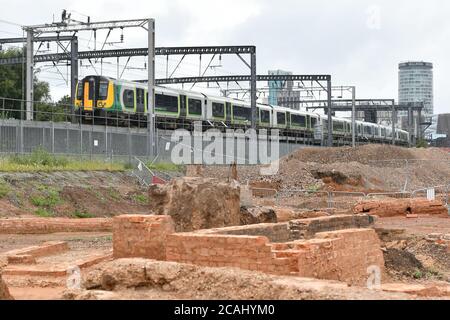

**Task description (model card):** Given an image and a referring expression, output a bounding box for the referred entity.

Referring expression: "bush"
[0,179,10,199]
[416,139,428,148]
[30,188,61,208]
[34,208,54,218]
[133,194,149,205]
[72,211,95,219]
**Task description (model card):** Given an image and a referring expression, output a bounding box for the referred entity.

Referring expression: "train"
[74,75,410,145]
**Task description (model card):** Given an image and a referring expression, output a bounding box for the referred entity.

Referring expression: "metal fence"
[329,191,366,210]
[251,184,450,212]
[366,192,412,199]
[411,185,450,205]
[0,97,311,164]
[276,189,332,210]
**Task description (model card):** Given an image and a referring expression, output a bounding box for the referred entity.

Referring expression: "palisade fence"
[0,97,310,164]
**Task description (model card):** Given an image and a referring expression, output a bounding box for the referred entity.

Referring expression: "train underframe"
[73,108,408,147]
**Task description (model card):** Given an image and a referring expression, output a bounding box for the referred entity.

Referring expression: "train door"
[180,94,187,117]
[136,88,145,113]
[84,78,95,110]
[286,111,291,129]
[226,102,232,122]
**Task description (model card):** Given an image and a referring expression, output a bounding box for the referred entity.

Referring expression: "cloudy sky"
[1,0,449,114]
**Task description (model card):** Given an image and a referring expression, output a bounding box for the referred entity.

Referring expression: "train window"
[212,102,225,118]
[155,94,179,113]
[291,114,306,127]
[99,81,109,100]
[260,109,270,123]
[76,82,83,100]
[333,121,344,132]
[311,117,317,128]
[188,98,202,116]
[123,89,135,109]
[277,112,286,125]
[233,105,251,121]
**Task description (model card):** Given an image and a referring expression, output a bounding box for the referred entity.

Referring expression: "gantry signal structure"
[0,13,335,147]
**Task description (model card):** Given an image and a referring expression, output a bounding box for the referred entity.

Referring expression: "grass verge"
[0,148,126,172]
[147,162,184,173]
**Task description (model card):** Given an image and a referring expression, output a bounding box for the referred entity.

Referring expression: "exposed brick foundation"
[112,215,384,285]
[298,229,384,284]
[197,223,291,243]
[113,215,175,260]
[3,253,112,277]
[353,198,448,217]
[166,228,384,285]
[195,214,374,242]
[0,218,112,234]
[166,234,294,275]
[289,215,375,240]
[3,241,69,264]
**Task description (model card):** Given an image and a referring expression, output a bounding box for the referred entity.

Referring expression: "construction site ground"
[0,145,449,300]
[0,215,448,299]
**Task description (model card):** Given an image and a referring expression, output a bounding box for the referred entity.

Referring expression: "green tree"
[34,93,71,122]
[0,47,51,119]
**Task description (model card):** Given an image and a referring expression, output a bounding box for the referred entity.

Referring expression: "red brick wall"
[0,218,112,234]
[297,229,384,285]
[166,228,384,285]
[166,233,296,275]
[112,215,384,286]
[113,215,175,260]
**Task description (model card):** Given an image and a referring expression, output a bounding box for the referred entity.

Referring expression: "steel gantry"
[0,44,333,139]
[0,15,157,156]
[0,15,337,144]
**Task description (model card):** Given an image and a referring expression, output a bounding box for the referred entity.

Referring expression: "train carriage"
[272,106,289,129]
[258,104,273,128]
[74,75,410,146]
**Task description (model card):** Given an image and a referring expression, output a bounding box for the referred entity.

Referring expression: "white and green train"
[75,75,410,145]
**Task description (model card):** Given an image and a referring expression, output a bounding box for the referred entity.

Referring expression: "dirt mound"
[0,171,149,218]
[240,206,277,225]
[406,238,450,281]
[148,177,241,232]
[0,258,13,300]
[59,186,148,217]
[286,145,450,165]
[201,145,450,193]
[64,258,413,300]
[0,273,12,300]
[384,248,425,278]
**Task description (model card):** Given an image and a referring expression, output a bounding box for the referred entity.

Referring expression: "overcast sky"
[1,0,449,114]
